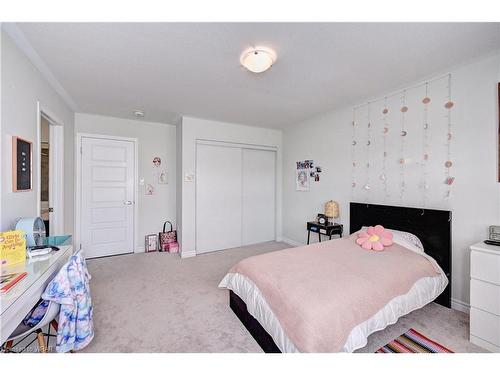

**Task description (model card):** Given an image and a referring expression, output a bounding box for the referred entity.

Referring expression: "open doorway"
[40,116,50,234]
[37,103,65,236]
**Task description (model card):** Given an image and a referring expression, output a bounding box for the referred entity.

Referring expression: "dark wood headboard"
[350,202,451,308]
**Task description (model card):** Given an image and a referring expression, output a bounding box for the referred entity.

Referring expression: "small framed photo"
[145,234,158,252]
[158,171,167,184]
[145,183,155,195]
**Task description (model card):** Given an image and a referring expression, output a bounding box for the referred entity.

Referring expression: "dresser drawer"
[470,279,500,315]
[470,307,500,346]
[471,250,500,285]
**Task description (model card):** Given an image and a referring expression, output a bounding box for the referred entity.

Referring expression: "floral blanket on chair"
[40,251,94,352]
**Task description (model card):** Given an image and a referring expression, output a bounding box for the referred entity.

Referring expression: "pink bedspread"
[229,235,441,352]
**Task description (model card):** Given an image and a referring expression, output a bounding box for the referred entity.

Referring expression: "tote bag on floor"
[159,221,177,252]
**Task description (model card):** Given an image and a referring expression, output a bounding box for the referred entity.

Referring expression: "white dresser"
[470,241,500,352]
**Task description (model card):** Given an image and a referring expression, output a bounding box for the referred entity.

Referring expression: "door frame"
[194,139,278,254]
[36,102,65,236]
[75,133,139,254]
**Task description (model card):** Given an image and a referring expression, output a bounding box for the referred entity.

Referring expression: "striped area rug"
[376,328,454,353]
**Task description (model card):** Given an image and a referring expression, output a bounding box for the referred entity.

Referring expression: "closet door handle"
[123,201,133,206]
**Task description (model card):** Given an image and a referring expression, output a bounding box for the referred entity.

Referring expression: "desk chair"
[2,301,60,353]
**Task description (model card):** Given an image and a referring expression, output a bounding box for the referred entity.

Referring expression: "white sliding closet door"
[196,144,242,254]
[242,149,276,246]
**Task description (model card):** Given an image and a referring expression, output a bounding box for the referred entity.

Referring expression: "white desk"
[0,244,73,344]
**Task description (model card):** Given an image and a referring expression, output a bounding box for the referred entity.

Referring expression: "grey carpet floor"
[82,242,486,353]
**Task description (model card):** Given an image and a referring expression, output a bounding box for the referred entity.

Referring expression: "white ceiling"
[15,23,500,128]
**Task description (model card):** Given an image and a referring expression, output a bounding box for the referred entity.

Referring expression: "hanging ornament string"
[349,73,451,204]
[381,97,389,201]
[399,90,408,203]
[444,74,454,199]
[351,108,357,195]
[364,103,372,200]
[422,83,431,207]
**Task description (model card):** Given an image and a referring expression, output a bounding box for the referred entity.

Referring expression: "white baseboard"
[180,250,196,258]
[470,334,499,352]
[451,298,470,314]
[135,246,145,253]
[281,237,304,247]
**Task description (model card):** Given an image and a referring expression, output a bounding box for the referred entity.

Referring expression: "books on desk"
[1,272,28,294]
[0,230,27,266]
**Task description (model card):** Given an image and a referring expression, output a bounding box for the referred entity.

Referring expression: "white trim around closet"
[194,139,278,255]
[196,139,278,152]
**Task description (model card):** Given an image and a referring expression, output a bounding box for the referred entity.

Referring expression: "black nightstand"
[306,221,343,244]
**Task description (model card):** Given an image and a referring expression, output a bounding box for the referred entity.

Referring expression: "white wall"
[75,113,176,252]
[178,116,283,257]
[282,52,500,308]
[1,31,75,233]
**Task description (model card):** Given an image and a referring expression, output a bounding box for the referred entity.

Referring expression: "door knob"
[123,201,133,205]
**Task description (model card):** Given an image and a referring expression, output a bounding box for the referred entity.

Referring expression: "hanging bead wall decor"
[350,73,453,206]
[351,108,357,193]
[399,90,407,202]
[421,82,431,207]
[381,96,388,200]
[444,74,454,199]
[364,103,372,197]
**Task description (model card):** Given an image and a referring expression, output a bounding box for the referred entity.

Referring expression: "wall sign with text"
[12,136,33,192]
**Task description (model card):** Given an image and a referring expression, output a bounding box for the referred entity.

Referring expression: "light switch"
[139,178,145,186]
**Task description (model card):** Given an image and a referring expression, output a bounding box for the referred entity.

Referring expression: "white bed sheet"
[218,240,448,353]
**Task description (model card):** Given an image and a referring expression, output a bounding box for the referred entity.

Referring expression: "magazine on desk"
[0,272,28,294]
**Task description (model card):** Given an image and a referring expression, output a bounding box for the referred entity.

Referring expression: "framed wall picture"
[296,160,313,191]
[158,171,168,184]
[12,136,33,192]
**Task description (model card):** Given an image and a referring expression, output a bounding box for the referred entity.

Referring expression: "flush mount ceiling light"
[240,47,277,73]
[133,110,145,119]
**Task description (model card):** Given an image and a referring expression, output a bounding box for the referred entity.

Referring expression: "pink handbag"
[159,221,177,252]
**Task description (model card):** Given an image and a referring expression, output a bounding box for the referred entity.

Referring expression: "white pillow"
[390,229,424,252]
[360,226,424,252]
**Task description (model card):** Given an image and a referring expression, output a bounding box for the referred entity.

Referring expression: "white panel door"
[242,149,276,245]
[196,144,242,254]
[81,137,135,258]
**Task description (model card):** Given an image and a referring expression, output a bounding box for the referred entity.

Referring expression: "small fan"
[15,217,46,247]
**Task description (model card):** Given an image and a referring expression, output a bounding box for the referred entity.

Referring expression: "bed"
[219,202,452,353]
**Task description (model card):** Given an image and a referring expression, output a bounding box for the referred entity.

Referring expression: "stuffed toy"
[356,225,393,251]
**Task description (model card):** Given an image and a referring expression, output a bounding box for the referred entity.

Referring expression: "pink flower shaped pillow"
[356,225,393,251]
